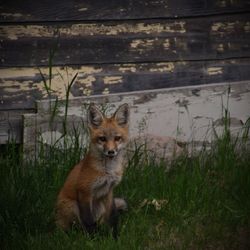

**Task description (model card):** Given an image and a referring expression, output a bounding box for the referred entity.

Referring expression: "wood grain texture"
[1,14,250,67]
[23,81,250,159]
[0,110,35,144]
[1,58,250,111]
[1,0,250,22]
[1,1,250,146]
[23,113,86,158]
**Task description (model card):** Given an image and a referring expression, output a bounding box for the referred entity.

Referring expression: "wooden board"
[1,14,250,66]
[0,110,35,144]
[1,0,250,22]
[1,58,250,111]
[23,113,86,158]
[23,81,250,159]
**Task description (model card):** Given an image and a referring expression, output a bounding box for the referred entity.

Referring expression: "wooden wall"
[1,0,250,144]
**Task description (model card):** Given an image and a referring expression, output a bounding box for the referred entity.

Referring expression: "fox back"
[55,103,129,238]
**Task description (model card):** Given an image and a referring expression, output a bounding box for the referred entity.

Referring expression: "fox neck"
[87,145,125,173]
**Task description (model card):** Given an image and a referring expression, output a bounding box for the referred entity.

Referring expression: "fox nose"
[107,150,115,156]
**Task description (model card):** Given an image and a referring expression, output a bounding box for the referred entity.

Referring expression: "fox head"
[88,103,129,159]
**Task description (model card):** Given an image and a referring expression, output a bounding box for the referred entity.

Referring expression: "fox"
[55,103,129,238]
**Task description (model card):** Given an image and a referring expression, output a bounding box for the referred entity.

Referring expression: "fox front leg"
[108,199,119,239]
[77,194,97,234]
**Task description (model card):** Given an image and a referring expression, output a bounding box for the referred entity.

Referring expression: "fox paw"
[114,198,128,211]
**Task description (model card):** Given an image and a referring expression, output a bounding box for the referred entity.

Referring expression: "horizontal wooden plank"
[1,58,250,111]
[1,14,250,66]
[1,81,249,146]
[23,82,250,157]
[1,0,250,22]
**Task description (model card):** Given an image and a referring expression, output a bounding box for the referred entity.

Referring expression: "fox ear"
[113,103,129,126]
[88,103,104,128]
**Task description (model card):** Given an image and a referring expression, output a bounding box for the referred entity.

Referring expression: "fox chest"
[92,173,122,200]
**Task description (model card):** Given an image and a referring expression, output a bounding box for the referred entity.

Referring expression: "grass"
[0,130,250,249]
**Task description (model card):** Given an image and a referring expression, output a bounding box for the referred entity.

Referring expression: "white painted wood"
[24,81,250,159]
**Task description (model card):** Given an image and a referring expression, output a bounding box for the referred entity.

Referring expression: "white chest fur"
[91,154,124,199]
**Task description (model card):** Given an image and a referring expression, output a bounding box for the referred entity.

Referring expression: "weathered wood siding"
[1,0,250,21]
[1,14,250,66]
[1,0,250,144]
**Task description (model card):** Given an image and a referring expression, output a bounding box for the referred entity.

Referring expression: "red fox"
[55,103,129,238]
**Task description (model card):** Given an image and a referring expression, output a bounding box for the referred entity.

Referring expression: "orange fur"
[55,104,129,235]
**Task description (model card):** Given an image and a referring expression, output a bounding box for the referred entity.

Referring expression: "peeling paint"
[0,67,102,100]
[217,43,224,52]
[207,67,223,75]
[104,76,123,85]
[104,22,186,36]
[78,66,103,75]
[81,76,96,87]
[118,65,137,73]
[102,88,110,95]
[130,38,156,51]
[30,82,250,156]
[2,80,33,92]
[1,12,25,18]
[0,21,186,40]
[0,68,34,78]
[83,88,92,96]
[163,39,170,49]
[244,22,250,33]
[135,22,186,34]
[211,22,236,33]
[150,63,175,72]
[1,63,249,112]
[118,63,175,73]
[78,7,88,12]
[130,39,142,49]
[24,82,250,156]
[211,20,249,35]
[36,68,80,99]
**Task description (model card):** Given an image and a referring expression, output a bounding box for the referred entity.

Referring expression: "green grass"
[0,133,250,250]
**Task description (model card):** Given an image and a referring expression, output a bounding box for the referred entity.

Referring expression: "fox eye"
[98,136,106,142]
[114,136,122,142]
